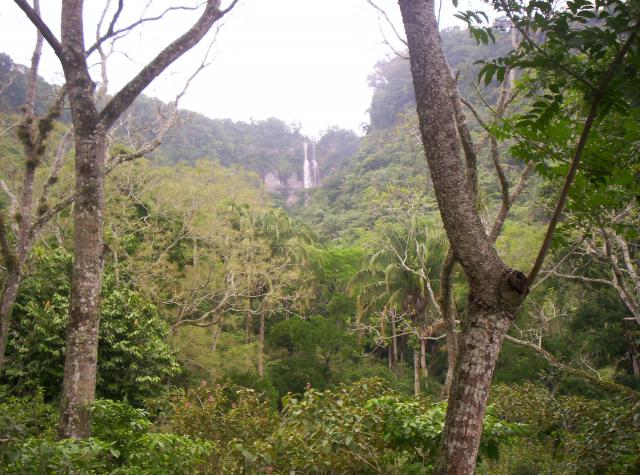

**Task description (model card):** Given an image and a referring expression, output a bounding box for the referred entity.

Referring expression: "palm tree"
[350,215,446,392]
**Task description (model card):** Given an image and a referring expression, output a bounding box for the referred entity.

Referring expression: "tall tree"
[397,0,638,472]
[14,0,237,439]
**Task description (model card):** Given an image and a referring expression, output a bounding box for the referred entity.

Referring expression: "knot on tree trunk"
[499,269,529,315]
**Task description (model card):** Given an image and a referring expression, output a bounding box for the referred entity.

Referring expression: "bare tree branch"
[38,130,72,213]
[488,161,535,242]
[86,2,206,57]
[99,0,234,128]
[366,0,408,47]
[30,192,76,237]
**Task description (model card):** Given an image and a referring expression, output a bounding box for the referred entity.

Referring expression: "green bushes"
[1,379,524,474]
[488,383,640,474]
[0,397,213,474]
[2,247,179,404]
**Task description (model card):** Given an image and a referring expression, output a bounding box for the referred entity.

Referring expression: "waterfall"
[303,140,312,189]
[302,140,320,190]
[311,142,320,185]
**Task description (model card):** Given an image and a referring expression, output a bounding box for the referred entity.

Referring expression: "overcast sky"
[0,0,491,137]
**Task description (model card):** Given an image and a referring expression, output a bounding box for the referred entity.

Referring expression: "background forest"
[0,2,639,474]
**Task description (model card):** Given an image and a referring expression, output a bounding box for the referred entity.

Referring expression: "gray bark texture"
[14,0,231,439]
[57,1,107,438]
[397,0,529,472]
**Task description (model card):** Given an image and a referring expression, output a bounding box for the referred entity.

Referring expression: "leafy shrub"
[269,379,522,474]
[0,387,56,442]
[2,246,179,403]
[0,380,527,474]
[490,383,640,474]
[0,397,214,474]
[1,437,114,474]
[157,380,277,473]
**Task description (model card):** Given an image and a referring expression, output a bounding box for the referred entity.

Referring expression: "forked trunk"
[14,0,235,441]
[398,1,529,472]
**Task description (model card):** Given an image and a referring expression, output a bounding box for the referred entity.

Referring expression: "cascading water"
[303,141,313,189]
[311,141,320,185]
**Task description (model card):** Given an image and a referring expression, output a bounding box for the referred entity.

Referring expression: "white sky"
[0,0,491,137]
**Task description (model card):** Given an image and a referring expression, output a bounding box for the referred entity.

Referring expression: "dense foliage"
[1,1,639,472]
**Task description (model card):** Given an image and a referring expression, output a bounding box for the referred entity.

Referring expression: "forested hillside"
[0,25,508,182]
[0,1,639,473]
[0,52,359,185]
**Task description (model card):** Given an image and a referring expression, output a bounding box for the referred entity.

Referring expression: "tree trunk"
[434,305,512,473]
[113,247,120,287]
[626,326,640,377]
[0,267,23,368]
[211,316,224,352]
[443,332,457,398]
[388,342,393,372]
[12,0,234,441]
[245,295,253,343]
[192,237,198,267]
[59,126,107,439]
[420,337,428,385]
[258,312,265,377]
[413,348,420,395]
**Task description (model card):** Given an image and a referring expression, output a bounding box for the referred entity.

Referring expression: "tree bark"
[436,304,512,474]
[245,295,253,343]
[211,316,224,352]
[440,249,457,398]
[58,128,107,439]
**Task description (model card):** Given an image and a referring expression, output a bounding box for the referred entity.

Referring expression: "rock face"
[263,171,305,206]
[263,141,320,206]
